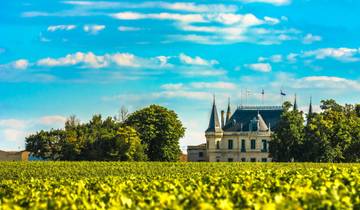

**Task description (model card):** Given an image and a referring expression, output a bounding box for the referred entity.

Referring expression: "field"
[0,162,359,209]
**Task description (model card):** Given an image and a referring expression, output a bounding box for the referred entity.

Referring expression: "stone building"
[187,98,284,162]
[0,150,29,161]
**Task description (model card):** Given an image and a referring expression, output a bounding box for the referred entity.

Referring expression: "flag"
[280,90,286,96]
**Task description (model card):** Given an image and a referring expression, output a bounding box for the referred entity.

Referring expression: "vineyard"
[0,162,359,209]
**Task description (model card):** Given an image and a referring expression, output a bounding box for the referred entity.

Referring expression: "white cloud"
[303,47,360,62]
[272,74,360,91]
[172,25,302,45]
[0,115,67,150]
[159,2,238,13]
[161,83,184,90]
[13,59,29,70]
[37,52,108,68]
[264,16,280,25]
[0,119,27,129]
[245,63,272,72]
[83,24,105,34]
[2,129,27,143]
[303,33,322,44]
[287,53,298,62]
[258,54,282,63]
[240,0,291,6]
[118,26,142,31]
[36,52,150,68]
[179,53,218,66]
[296,76,360,90]
[32,52,224,77]
[38,115,67,126]
[47,25,76,32]
[111,53,139,67]
[154,90,211,100]
[112,12,267,26]
[111,12,206,23]
[190,82,236,90]
[63,1,238,13]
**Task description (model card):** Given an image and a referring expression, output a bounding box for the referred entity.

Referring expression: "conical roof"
[293,94,298,111]
[206,98,222,132]
[308,97,313,114]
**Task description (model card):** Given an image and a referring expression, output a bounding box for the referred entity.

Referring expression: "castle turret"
[206,96,222,133]
[225,97,231,125]
[221,110,225,128]
[293,94,298,111]
[308,97,313,115]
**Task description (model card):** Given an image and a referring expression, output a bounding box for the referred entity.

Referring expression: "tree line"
[270,99,360,162]
[26,105,186,161]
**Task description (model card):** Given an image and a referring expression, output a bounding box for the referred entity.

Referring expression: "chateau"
[187,98,284,162]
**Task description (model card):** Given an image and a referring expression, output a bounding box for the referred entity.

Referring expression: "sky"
[0,0,360,151]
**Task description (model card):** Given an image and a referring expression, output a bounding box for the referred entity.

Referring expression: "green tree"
[26,129,65,160]
[125,105,185,161]
[270,101,305,162]
[303,100,356,162]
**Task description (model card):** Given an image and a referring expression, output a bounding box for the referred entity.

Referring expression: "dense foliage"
[271,100,360,162]
[0,162,359,209]
[125,105,186,161]
[26,105,185,161]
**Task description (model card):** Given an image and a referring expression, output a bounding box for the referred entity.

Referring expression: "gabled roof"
[206,99,222,133]
[223,106,282,132]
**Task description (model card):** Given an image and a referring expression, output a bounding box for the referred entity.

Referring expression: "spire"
[308,97,313,115]
[225,97,231,124]
[293,94,298,111]
[206,96,222,132]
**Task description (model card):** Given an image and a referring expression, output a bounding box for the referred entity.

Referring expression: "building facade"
[188,99,283,162]
[0,150,29,161]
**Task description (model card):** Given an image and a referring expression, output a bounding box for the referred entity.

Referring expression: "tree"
[270,101,305,162]
[110,126,146,161]
[26,129,65,160]
[355,104,360,118]
[26,113,148,161]
[303,100,357,162]
[125,105,185,161]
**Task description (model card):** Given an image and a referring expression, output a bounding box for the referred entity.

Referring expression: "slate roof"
[206,100,222,132]
[222,106,283,132]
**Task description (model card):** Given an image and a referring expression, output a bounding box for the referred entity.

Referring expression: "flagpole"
[240,88,243,106]
[245,89,248,106]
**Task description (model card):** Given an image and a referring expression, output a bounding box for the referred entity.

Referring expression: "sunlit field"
[0,162,359,209]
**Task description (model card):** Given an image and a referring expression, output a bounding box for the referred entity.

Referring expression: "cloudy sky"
[1,0,360,151]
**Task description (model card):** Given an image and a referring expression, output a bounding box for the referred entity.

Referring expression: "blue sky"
[1,0,360,151]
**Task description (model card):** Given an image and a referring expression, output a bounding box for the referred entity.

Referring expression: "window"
[199,152,203,158]
[228,139,233,150]
[251,139,256,150]
[216,141,220,149]
[241,158,246,162]
[241,139,246,152]
[261,140,268,152]
[250,158,256,162]
[228,158,233,162]
[261,158,267,162]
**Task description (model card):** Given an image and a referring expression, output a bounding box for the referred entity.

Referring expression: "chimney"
[221,110,225,128]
